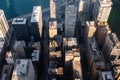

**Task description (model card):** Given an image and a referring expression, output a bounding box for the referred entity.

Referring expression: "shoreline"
[8,7,50,22]
[8,3,66,22]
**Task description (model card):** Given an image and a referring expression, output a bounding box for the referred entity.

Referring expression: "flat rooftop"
[101,71,113,80]
[100,0,112,6]
[12,18,27,25]
[63,37,78,47]
[12,59,29,79]
[49,20,57,29]
[86,21,96,28]
[72,58,82,80]
[31,6,42,22]
[31,50,40,61]
[49,40,58,48]
[49,51,62,58]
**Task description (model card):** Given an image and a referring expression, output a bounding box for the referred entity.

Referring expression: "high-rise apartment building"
[97,0,112,22]
[30,6,43,41]
[102,33,120,61]
[86,21,97,37]
[90,0,112,21]
[50,0,56,19]
[12,18,29,42]
[65,0,77,37]
[0,10,13,46]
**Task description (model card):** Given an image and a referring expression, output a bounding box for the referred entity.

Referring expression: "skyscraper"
[91,0,112,22]
[12,18,29,42]
[30,6,43,41]
[50,0,56,19]
[0,10,13,46]
[97,0,112,22]
[65,0,77,37]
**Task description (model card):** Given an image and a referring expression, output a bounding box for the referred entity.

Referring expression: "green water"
[108,2,120,39]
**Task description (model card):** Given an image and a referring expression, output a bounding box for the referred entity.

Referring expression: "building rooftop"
[65,48,80,55]
[49,40,58,48]
[86,21,96,28]
[49,51,62,59]
[86,21,97,37]
[72,48,80,57]
[63,37,78,47]
[15,60,28,76]
[101,71,114,80]
[49,20,57,29]
[12,18,27,25]
[31,50,39,61]
[50,0,56,18]
[31,6,42,22]
[65,48,80,61]
[72,57,82,80]
[99,0,112,6]
[12,59,30,80]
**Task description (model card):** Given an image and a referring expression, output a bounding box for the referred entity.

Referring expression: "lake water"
[0,0,49,19]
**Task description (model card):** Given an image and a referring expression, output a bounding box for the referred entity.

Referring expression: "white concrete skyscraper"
[0,10,12,46]
[97,0,112,22]
[50,0,56,19]
[91,0,112,21]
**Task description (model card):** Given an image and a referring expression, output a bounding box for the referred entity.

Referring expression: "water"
[0,0,120,39]
[0,0,49,19]
[108,1,120,40]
